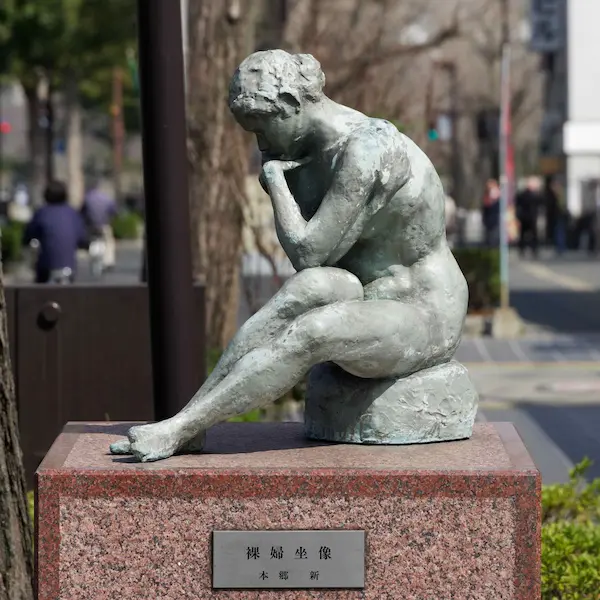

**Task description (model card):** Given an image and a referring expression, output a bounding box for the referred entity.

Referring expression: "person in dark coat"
[22,180,89,283]
[544,176,567,255]
[482,178,501,247]
[515,177,542,258]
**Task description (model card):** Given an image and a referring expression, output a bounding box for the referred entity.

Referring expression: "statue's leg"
[109,267,363,455]
[201,267,364,393]
[122,299,446,462]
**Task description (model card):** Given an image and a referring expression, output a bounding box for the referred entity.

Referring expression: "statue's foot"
[109,422,206,462]
[109,438,132,454]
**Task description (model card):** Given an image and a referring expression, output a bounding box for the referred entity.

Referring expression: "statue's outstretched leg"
[110,267,363,456]
[117,298,446,462]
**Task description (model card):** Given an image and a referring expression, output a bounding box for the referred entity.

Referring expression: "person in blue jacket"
[22,180,88,283]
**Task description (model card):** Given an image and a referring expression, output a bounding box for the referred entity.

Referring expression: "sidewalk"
[3,239,144,285]
[469,250,600,483]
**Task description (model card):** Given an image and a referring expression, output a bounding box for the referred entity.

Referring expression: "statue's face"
[235,106,306,161]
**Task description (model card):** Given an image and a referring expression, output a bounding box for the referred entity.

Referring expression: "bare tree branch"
[328,22,459,96]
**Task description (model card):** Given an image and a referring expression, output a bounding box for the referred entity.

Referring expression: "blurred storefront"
[531,1,567,200]
[563,0,600,220]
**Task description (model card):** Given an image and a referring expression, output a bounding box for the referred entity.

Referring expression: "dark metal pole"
[136,0,198,420]
[0,84,3,180]
[449,65,461,204]
[500,0,510,48]
[45,84,54,182]
[499,0,511,309]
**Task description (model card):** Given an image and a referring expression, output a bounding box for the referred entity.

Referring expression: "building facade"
[563,0,600,218]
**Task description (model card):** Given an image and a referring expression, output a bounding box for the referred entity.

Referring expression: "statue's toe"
[109,439,131,455]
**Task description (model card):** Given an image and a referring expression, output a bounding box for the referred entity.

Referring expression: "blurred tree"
[278,0,458,140]
[0,0,60,204]
[187,0,261,350]
[50,0,137,206]
[0,0,137,205]
[191,0,460,346]
[0,254,34,598]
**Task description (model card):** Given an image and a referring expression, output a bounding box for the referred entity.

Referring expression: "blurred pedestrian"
[544,176,567,256]
[482,178,501,247]
[81,179,117,271]
[9,183,32,223]
[22,180,88,283]
[515,176,542,258]
[445,193,457,247]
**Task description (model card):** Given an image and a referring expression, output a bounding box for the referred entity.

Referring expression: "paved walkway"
[457,334,600,364]
[473,250,600,483]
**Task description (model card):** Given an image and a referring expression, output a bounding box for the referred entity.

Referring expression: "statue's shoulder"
[344,117,406,162]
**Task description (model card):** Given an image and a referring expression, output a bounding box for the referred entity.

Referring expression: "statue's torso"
[284,119,466,312]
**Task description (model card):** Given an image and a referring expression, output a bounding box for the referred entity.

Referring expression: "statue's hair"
[229,50,325,117]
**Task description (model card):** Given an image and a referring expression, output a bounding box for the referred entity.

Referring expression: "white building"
[563,0,600,217]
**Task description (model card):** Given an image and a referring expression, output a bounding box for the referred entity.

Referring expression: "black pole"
[136,0,198,420]
[45,87,54,183]
[0,84,3,180]
[500,0,510,48]
[449,64,461,205]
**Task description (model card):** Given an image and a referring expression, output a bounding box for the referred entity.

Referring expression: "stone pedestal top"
[41,421,528,472]
[36,422,541,600]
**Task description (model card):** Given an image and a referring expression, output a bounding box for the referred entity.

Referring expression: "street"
[9,244,600,484]
[466,250,600,484]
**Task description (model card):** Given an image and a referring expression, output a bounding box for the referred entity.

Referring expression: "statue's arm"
[264,140,378,270]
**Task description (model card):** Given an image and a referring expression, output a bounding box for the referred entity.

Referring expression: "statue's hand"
[260,157,310,190]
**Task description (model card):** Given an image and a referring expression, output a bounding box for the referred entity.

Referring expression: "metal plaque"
[212,530,365,589]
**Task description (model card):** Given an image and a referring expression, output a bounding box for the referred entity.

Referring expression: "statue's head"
[229,49,326,159]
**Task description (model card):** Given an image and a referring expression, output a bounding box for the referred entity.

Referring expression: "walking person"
[482,179,501,247]
[515,176,542,258]
[544,176,567,256]
[22,180,88,283]
[81,179,117,271]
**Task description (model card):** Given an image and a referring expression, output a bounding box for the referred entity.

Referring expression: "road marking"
[580,338,600,360]
[519,261,598,291]
[480,396,600,406]
[473,337,494,362]
[508,339,530,363]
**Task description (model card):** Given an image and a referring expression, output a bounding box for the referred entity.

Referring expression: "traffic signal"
[427,120,439,141]
[0,121,11,134]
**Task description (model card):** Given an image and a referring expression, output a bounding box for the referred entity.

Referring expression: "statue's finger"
[281,159,307,171]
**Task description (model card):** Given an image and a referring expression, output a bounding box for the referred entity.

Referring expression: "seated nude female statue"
[111,50,476,462]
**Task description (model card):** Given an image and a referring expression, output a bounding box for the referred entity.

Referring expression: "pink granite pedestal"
[36,422,541,600]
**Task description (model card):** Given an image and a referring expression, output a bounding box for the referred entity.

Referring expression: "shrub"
[1,220,25,263]
[452,247,500,311]
[542,459,600,599]
[112,211,142,240]
[543,459,600,524]
[542,521,600,599]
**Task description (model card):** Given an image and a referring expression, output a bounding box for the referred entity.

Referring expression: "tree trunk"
[187,0,259,350]
[23,84,46,208]
[65,72,85,208]
[112,67,125,203]
[0,256,34,599]
[45,92,55,183]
